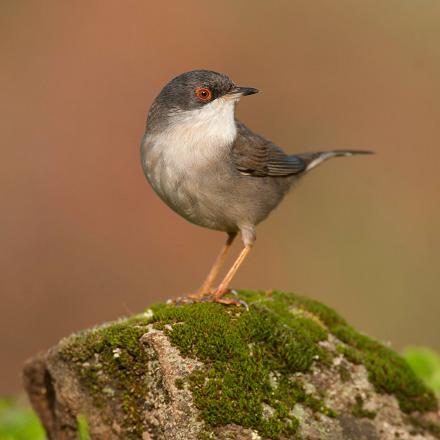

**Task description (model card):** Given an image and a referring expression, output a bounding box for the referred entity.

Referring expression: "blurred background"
[1,0,439,397]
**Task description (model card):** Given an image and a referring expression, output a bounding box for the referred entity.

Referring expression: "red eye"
[195,87,212,102]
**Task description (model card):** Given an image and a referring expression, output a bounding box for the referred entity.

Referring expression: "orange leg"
[212,245,253,304]
[188,232,237,299]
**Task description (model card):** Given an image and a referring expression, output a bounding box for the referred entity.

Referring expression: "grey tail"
[296,150,374,172]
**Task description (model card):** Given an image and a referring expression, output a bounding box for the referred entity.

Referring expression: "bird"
[140,70,372,305]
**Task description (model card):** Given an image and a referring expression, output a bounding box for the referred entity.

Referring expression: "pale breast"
[141,99,239,230]
[142,140,237,230]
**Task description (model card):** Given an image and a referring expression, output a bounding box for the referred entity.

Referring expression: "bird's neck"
[168,98,238,147]
[147,98,238,168]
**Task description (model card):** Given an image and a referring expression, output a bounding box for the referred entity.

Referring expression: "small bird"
[141,70,372,305]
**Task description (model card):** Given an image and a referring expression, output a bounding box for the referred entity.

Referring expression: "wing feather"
[231,122,306,177]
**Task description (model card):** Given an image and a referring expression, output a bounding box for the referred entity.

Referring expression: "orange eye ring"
[195,87,212,102]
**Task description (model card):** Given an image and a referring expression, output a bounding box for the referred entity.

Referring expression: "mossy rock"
[23,290,439,440]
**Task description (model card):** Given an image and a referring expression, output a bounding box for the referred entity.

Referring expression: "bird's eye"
[195,87,212,102]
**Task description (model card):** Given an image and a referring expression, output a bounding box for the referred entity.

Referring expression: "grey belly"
[146,160,292,232]
[152,168,242,231]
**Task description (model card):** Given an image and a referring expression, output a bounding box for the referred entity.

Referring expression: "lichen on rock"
[23,290,440,440]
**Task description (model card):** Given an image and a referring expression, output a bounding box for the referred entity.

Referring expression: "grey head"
[146,70,258,131]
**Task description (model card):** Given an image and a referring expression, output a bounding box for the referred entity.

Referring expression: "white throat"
[171,97,237,145]
[153,97,238,168]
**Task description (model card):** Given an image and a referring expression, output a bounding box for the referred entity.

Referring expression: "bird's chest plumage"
[141,101,238,229]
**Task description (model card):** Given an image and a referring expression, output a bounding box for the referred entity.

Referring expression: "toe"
[211,296,248,308]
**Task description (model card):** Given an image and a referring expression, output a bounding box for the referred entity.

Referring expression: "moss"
[351,395,376,419]
[407,415,440,438]
[262,290,437,415]
[58,314,152,439]
[331,325,437,413]
[336,344,363,365]
[149,292,333,439]
[197,431,214,440]
[57,290,437,438]
[175,378,184,390]
[337,364,351,383]
[149,290,437,437]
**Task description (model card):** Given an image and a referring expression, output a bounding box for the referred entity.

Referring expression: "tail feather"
[296,150,374,171]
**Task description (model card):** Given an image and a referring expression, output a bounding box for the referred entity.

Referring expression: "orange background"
[1,1,439,394]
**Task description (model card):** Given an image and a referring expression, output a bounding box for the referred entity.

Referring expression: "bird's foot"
[173,288,223,305]
[173,289,247,308]
[210,295,248,308]
[209,289,248,308]
[186,289,215,301]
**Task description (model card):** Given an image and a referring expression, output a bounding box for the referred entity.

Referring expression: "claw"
[172,296,196,305]
[173,288,221,305]
[211,296,248,308]
[172,288,247,308]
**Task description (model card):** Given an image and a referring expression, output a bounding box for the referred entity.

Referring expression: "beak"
[228,86,259,97]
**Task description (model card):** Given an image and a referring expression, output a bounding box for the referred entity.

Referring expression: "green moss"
[338,364,351,383]
[57,290,437,438]
[150,290,437,437]
[150,292,331,439]
[175,378,184,390]
[197,431,215,440]
[351,395,376,419]
[59,314,152,439]
[331,325,437,413]
[262,290,437,415]
[407,415,440,438]
[336,344,363,365]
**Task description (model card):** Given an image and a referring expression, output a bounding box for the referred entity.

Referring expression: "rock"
[23,290,440,439]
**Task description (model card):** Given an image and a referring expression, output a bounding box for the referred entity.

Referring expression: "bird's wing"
[231,122,306,177]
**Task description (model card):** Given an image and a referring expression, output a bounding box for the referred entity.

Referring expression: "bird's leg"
[187,232,237,300]
[211,244,253,305]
